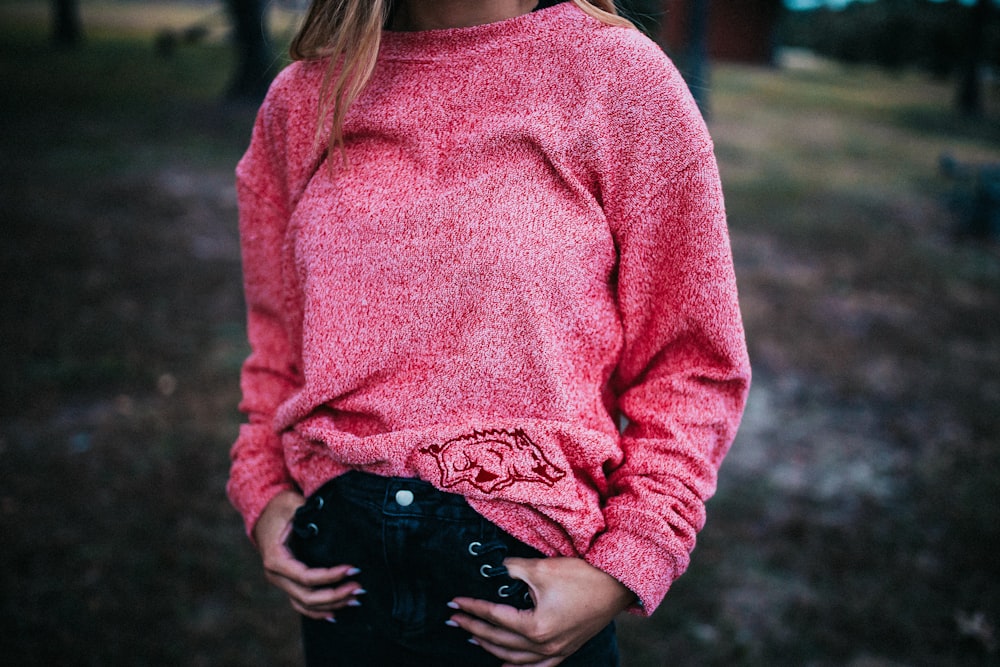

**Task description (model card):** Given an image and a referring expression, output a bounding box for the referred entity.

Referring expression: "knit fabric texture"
[228,2,751,615]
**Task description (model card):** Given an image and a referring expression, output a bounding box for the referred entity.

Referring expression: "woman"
[228,0,751,665]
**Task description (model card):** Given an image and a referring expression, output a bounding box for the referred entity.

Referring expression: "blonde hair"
[290,1,633,160]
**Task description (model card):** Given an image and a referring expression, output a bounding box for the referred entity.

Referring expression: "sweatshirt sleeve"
[582,39,751,614]
[226,68,311,538]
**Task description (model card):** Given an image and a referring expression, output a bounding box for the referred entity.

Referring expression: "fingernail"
[353,588,368,596]
[446,601,460,610]
[347,599,362,607]
[325,616,337,623]
[445,619,460,627]
[467,638,480,646]
[346,567,362,576]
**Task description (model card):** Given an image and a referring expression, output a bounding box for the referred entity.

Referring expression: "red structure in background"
[659,0,783,64]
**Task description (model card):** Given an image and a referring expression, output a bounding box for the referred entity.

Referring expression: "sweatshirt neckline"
[379,2,577,61]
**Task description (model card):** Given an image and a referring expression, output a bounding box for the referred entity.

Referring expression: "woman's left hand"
[447,557,636,667]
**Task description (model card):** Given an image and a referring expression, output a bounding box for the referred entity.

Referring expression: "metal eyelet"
[467,541,483,556]
[523,591,533,605]
[480,563,501,578]
[305,522,319,538]
[497,585,512,598]
[314,496,324,510]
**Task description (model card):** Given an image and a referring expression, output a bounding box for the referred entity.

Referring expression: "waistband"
[316,470,481,522]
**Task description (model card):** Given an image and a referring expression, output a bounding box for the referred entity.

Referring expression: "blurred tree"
[658,0,712,115]
[659,0,785,115]
[51,0,82,48]
[780,0,1000,78]
[956,0,991,116]
[683,0,710,115]
[226,0,272,100]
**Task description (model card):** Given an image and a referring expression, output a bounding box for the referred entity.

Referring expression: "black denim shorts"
[287,471,618,667]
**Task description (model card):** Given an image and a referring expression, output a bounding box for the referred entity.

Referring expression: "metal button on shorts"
[394,489,414,507]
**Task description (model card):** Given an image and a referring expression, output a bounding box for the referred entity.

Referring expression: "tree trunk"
[225,0,272,101]
[956,0,990,116]
[51,0,83,48]
[684,0,710,116]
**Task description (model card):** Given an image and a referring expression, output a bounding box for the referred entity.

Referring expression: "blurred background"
[1,0,998,664]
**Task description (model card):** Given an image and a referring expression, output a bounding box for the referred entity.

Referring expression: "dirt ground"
[1,17,999,667]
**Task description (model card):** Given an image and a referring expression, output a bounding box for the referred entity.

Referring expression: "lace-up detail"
[467,539,532,605]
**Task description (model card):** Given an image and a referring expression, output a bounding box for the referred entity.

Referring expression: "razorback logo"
[420,428,566,494]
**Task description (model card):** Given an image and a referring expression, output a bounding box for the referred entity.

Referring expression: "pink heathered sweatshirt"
[228,2,750,614]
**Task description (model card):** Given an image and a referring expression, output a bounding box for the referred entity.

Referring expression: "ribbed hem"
[585,527,681,616]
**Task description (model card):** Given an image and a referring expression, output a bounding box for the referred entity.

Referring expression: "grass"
[1,6,999,666]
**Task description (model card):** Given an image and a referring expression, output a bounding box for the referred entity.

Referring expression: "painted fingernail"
[346,567,362,576]
[347,599,362,607]
[445,619,460,627]
[325,616,337,623]
[353,588,368,596]
[468,638,480,646]
[446,601,460,610]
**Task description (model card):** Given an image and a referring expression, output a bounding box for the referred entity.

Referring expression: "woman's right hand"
[253,489,365,620]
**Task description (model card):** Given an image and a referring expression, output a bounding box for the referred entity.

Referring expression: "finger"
[449,611,537,652]
[285,587,363,619]
[470,638,549,665]
[267,554,361,588]
[290,598,339,622]
[471,636,562,667]
[278,578,365,611]
[500,556,540,582]
[450,596,530,633]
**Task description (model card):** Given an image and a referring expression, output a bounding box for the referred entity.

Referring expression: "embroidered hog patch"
[421,428,566,494]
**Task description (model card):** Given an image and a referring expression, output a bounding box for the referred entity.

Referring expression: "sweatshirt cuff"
[227,472,298,543]
[585,527,682,616]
